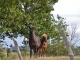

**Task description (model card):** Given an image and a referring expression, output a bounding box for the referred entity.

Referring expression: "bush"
[46,44,68,56]
[0,48,7,60]
[0,48,19,60]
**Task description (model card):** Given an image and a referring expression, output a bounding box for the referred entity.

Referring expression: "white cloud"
[52,0,80,46]
[52,0,80,31]
[76,28,80,34]
[52,0,80,15]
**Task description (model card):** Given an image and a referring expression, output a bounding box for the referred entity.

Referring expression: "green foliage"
[46,43,68,56]
[0,0,71,56]
[21,46,30,56]
[46,44,54,56]
[7,48,12,57]
[0,52,18,60]
[74,46,80,55]
[46,15,68,56]
[0,48,7,60]
[0,0,58,39]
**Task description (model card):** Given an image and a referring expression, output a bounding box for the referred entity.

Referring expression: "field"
[0,52,80,60]
[14,56,80,60]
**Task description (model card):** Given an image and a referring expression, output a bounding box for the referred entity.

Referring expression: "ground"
[17,56,80,60]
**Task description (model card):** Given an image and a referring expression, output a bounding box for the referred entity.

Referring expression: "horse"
[38,33,47,57]
[29,27,41,58]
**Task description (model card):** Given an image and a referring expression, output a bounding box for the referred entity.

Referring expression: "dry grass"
[16,56,80,60]
[0,52,80,60]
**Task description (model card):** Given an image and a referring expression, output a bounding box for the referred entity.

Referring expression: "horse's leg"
[38,51,41,57]
[43,48,46,57]
[42,49,45,57]
[34,50,36,58]
[30,49,32,58]
[39,49,42,57]
[37,48,39,57]
[34,47,37,58]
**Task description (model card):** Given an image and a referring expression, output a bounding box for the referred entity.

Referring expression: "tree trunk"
[60,29,75,60]
[12,37,23,60]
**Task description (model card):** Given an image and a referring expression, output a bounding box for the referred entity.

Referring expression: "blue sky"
[5,0,80,47]
[5,36,24,47]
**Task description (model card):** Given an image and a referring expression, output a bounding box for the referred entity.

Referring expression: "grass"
[22,56,80,60]
[0,52,18,60]
[0,52,80,60]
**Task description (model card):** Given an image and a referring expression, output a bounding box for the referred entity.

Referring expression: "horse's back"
[36,36,41,47]
[32,34,41,47]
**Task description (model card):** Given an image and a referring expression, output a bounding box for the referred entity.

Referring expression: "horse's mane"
[41,33,47,44]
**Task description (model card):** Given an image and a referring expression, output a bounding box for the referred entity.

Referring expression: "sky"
[51,0,80,46]
[4,0,80,47]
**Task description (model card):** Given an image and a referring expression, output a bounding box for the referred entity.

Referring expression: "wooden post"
[60,29,75,60]
[12,37,23,60]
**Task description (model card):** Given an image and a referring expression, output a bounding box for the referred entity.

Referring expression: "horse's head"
[42,33,47,40]
[41,33,47,43]
[29,27,35,33]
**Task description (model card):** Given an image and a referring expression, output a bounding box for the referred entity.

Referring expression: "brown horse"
[38,33,47,57]
[29,27,41,58]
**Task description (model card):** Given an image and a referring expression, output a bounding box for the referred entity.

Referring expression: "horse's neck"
[41,40,44,44]
[29,31,35,40]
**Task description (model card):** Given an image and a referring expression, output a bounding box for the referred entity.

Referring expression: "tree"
[56,14,75,60]
[0,0,58,38]
[46,15,68,56]
[61,29,75,60]
[0,0,58,59]
[52,15,68,56]
[67,23,80,45]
